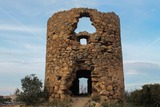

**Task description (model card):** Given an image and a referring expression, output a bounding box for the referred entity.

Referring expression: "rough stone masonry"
[45,8,124,102]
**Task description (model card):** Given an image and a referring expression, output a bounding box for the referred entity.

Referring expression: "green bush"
[15,74,48,105]
[126,83,160,107]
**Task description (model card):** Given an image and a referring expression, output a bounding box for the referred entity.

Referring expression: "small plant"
[91,94,100,102]
[101,101,125,107]
[89,101,96,107]
[47,98,71,107]
[89,103,96,107]
[101,102,109,107]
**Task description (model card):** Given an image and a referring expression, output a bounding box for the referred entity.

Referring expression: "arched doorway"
[70,70,92,96]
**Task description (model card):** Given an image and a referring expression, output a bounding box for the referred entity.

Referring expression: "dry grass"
[1,105,20,107]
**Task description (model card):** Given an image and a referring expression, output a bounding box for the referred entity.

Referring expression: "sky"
[0,0,160,95]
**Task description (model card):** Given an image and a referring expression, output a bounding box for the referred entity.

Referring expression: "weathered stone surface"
[100,90,109,95]
[95,103,101,107]
[45,8,124,102]
[89,101,96,107]
[106,85,113,91]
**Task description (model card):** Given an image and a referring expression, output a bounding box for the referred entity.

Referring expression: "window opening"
[75,17,96,33]
[80,38,87,45]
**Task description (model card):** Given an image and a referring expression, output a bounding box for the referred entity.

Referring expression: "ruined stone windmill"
[45,8,124,102]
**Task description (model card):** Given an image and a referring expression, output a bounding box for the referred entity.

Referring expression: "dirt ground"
[2,105,20,107]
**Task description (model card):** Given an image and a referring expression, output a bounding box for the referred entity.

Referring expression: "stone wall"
[45,8,124,102]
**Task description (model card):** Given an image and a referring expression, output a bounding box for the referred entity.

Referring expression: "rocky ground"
[71,97,90,107]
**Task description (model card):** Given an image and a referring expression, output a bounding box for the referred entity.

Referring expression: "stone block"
[107,85,113,91]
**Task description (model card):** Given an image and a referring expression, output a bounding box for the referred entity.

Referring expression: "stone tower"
[45,8,124,102]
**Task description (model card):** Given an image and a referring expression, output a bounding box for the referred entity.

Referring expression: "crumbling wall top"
[47,8,120,37]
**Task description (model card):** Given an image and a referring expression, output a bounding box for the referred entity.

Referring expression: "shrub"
[91,94,100,102]
[127,83,160,107]
[101,102,109,107]
[101,101,124,107]
[47,98,71,107]
[15,74,48,105]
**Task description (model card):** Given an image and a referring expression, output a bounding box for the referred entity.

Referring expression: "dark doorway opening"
[70,70,92,96]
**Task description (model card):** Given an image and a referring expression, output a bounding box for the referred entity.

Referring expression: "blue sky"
[0,0,160,95]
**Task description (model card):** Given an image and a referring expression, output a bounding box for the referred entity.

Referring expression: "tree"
[16,74,44,105]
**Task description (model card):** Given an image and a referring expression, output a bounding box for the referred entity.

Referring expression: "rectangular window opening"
[80,38,87,45]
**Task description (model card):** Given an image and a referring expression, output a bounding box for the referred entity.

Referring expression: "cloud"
[124,62,160,91]
[125,80,160,92]
[124,62,160,73]
[145,33,160,50]
[0,7,46,43]
[0,87,17,95]
[64,0,99,7]
[0,59,45,95]
[0,60,45,73]
[0,44,45,65]
[0,24,45,33]
[0,36,46,78]
[0,0,101,19]
[122,39,160,64]
[40,0,99,7]
[125,69,139,75]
